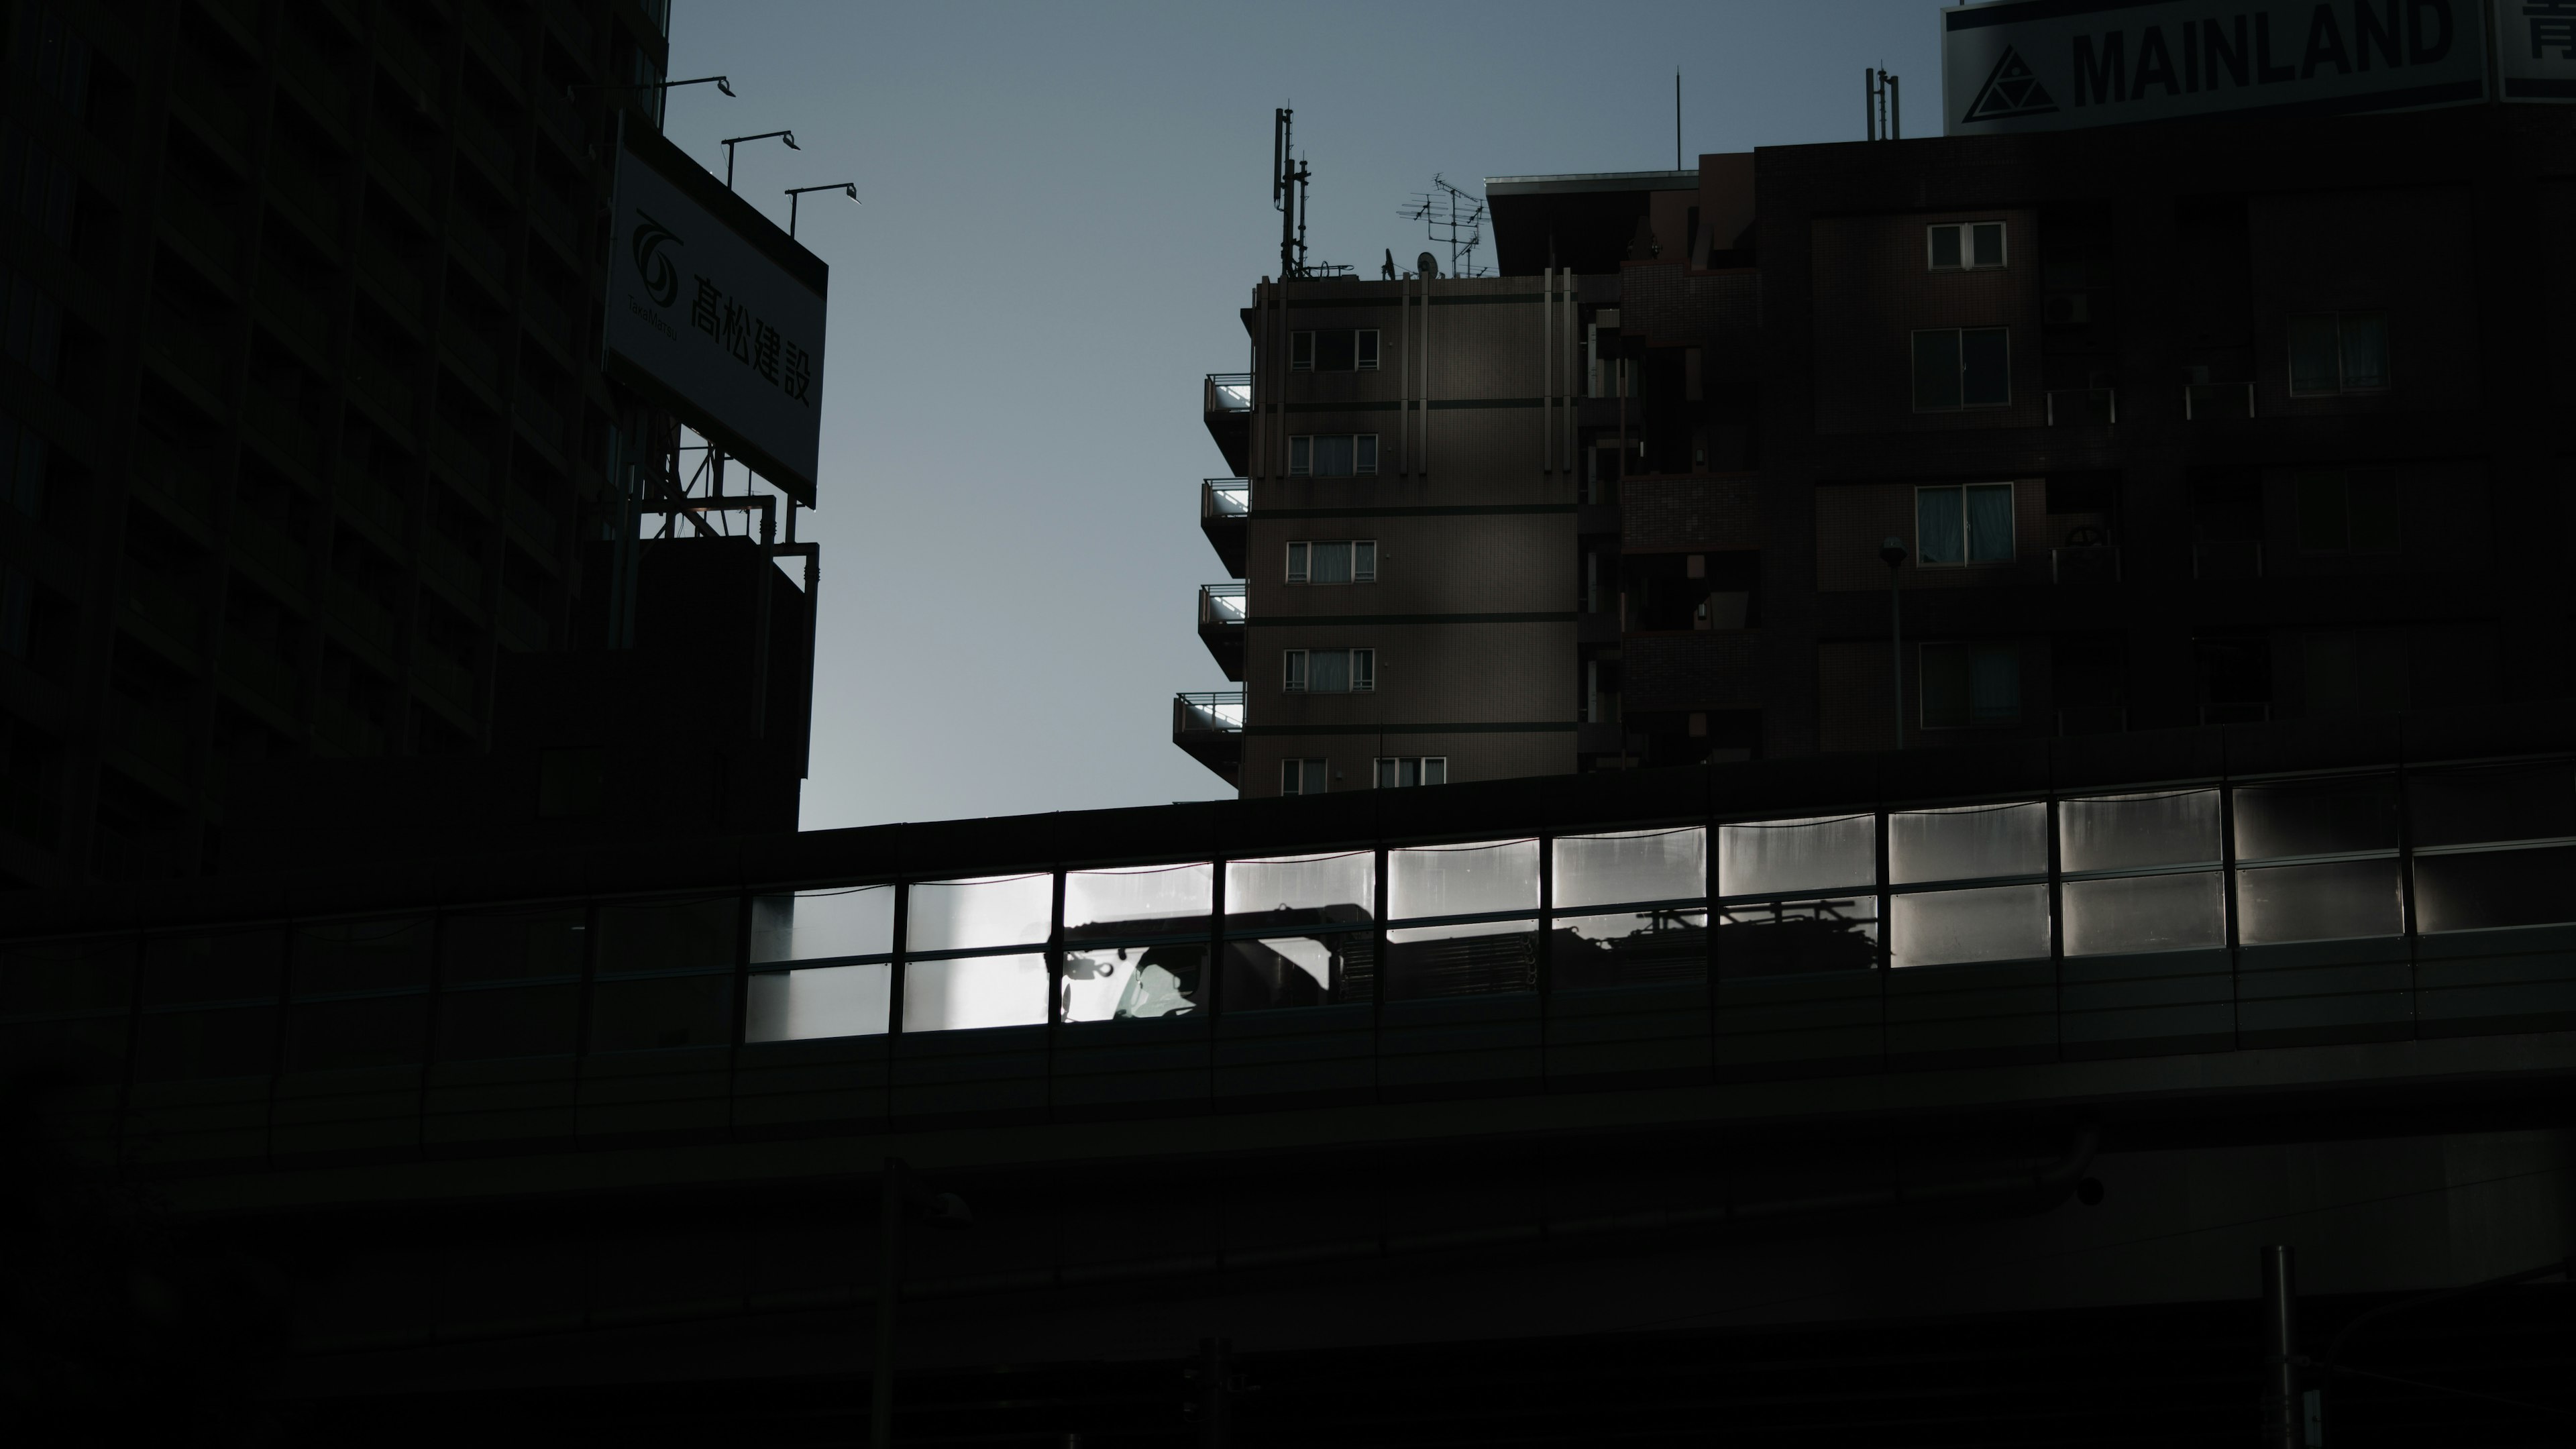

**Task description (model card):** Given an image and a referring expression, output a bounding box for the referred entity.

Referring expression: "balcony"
[498,591,549,651]
[465,1,525,83]
[433,417,494,497]
[2050,543,2121,584]
[350,353,417,433]
[2055,706,2127,736]
[376,22,441,112]
[316,695,386,757]
[122,572,204,655]
[457,103,518,185]
[415,649,478,717]
[223,631,303,715]
[328,577,398,657]
[1171,690,1242,786]
[337,472,409,547]
[145,307,230,400]
[1200,478,1248,576]
[504,486,559,551]
[422,532,487,610]
[278,26,356,125]
[515,384,568,454]
[1197,583,1245,680]
[360,235,427,320]
[231,510,309,597]
[2192,539,2264,580]
[1202,372,1250,477]
[242,388,324,476]
[2044,388,2116,426]
[2184,382,2254,420]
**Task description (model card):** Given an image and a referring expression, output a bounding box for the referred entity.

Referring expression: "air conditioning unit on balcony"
[2043,292,2091,325]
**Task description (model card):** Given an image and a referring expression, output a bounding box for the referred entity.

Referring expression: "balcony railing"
[2184,382,2255,420]
[2050,545,2121,584]
[2044,388,2116,426]
[1197,583,1245,680]
[2192,539,2264,580]
[1200,479,1249,577]
[1204,373,1251,413]
[2055,706,2127,736]
[1198,582,1246,628]
[1202,375,1252,476]
[1173,690,1244,735]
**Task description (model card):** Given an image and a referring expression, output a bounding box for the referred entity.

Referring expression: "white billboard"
[1941,0,2490,136]
[2500,0,2576,99]
[604,123,828,504]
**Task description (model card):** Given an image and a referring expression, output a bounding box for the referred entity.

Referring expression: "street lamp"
[785,182,857,237]
[1880,536,1908,750]
[567,74,737,102]
[720,129,798,190]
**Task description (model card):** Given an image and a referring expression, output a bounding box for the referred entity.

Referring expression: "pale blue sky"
[659,1,1946,830]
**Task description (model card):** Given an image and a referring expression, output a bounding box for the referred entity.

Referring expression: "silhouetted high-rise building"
[0,0,816,890]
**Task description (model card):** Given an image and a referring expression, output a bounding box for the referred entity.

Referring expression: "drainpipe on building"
[1880,538,1907,749]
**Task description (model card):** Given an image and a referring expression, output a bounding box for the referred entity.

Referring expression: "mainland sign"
[603,123,829,504]
[1942,0,2576,137]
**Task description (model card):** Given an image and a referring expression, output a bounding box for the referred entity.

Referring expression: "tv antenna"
[1401,174,1488,279]
[1273,107,1312,279]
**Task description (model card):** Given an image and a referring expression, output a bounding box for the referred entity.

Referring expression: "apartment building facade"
[1181,103,2575,797]
[0,0,719,890]
[1184,270,1587,798]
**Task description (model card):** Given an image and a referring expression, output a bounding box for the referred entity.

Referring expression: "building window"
[1282,648,1375,694]
[2288,312,2389,395]
[1289,329,1381,373]
[1927,221,2005,271]
[1285,540,1377,584]
[1287,434,1379,477]
[1921,641,2019,729]
[1279,758,1328,795]
[1375,756,1447,788]
[1915,483,2015,566]
[2295,470,2400,555]
[1911,328,2009,411]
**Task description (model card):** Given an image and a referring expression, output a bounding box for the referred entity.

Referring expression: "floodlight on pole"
[720,129,798,191]
[567,74,736,102]
[785,182,858,238]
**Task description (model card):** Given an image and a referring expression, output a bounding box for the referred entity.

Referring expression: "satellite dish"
[1418,251,1440,279]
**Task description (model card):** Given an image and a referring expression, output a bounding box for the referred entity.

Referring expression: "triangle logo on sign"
[1962,46,2058,123]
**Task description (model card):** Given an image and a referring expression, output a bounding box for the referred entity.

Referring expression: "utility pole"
[871,1157,904,1449]
[2261,1244,2302,1449]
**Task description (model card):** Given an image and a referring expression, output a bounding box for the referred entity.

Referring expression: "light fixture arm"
[720,129,800,190]
[784,182,859,237]
[568,74,735,102]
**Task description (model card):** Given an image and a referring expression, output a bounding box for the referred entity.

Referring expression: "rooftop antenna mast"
[1400,174,1489,278]
[1273,107,1310,279]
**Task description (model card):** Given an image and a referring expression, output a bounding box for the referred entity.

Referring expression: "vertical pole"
[790,192,800,237]
[1889,571,1904,751]
[1890,73,1901,140]
[2261,1244,2300,1449]
[1674,70,1682,170]
[1197,1336,1231,1448]
[1864,67,1875,141]
[872,1159,905,1449]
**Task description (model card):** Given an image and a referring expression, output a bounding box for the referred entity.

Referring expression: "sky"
[658,1,1946,831]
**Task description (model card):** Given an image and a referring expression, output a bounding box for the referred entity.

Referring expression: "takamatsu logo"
[631,210,681,307]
